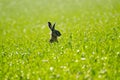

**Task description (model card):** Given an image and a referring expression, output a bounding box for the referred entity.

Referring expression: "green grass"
[0,0,120,80]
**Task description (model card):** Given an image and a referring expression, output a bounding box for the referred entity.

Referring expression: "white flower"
[81,58,86,61]
[50,67,54,71]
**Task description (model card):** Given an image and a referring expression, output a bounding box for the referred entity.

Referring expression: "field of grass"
[0,0,120,80]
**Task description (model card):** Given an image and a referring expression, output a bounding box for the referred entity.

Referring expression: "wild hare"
[48,22,61,43]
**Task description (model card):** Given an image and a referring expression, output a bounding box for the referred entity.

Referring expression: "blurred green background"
[0,0,120,80]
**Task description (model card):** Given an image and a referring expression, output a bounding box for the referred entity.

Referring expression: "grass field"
[0,0,120,80]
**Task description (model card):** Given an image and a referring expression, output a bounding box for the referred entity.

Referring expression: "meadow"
[0,0,120,80]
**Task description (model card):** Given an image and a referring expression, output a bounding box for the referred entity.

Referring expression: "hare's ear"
[48,22,52,30]
[52,23,56,30]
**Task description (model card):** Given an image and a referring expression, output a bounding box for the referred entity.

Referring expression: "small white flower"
[77,50,80,53]
[27,73,30,79]
[38,78,41,80]
[92,52,95,54]
[85,46,88,49]
[38,52,40,55]
[98,75,102,78]
[42,60,48,63]
[75,59,79,62]
[81,58,86,61]
[60,66,66,69]
[100,69,107,74]
[50,67,54,71]
[117,52,119,55]
[16,51,19,54]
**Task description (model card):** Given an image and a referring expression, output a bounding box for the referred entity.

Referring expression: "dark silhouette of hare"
[48,22,61,43]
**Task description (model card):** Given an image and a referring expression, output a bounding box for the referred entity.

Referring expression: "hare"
[48,22,61,43]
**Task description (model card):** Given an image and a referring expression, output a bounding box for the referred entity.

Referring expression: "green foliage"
[0,0,120,80]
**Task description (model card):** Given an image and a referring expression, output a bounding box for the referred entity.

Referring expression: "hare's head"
[48,22,61,43]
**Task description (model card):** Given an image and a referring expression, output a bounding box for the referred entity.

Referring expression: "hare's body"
[48,22,61,43]
[50,35,58,43]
